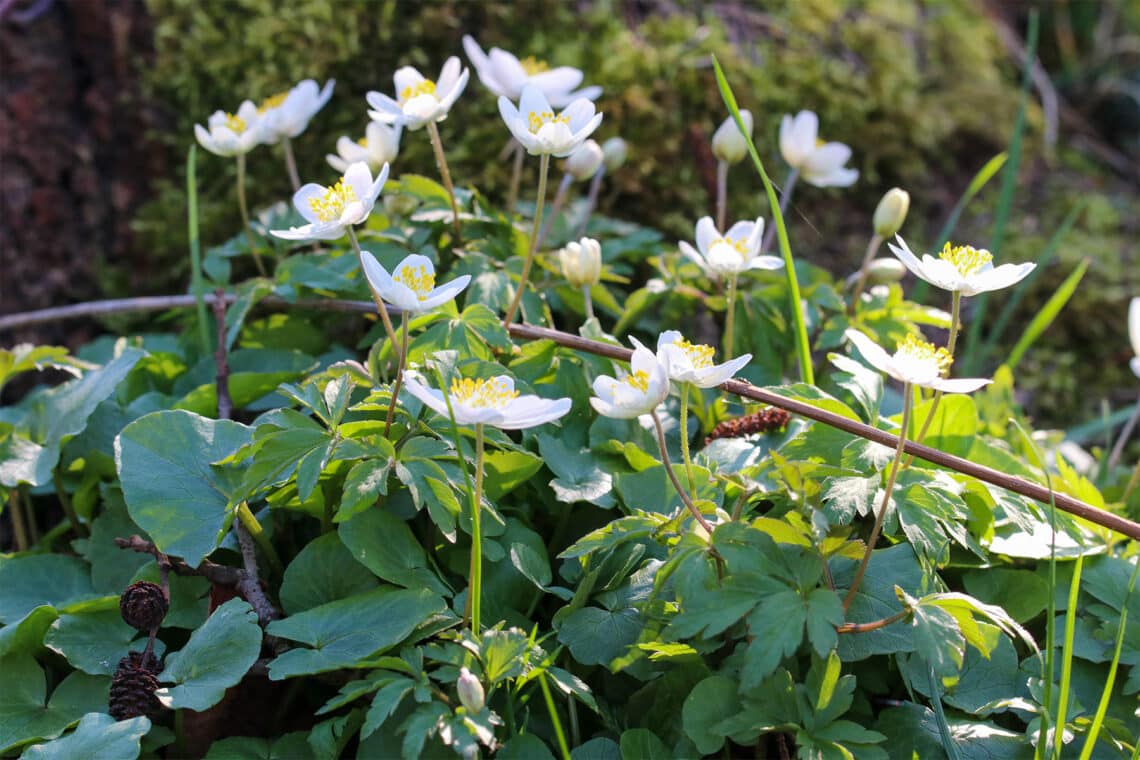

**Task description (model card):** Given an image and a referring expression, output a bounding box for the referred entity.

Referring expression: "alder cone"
[119,581,169,631]
[109,657,161,720]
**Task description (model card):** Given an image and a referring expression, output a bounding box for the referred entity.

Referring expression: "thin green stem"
[503,152,550,327]
[760,169,798,254]
[679,384,697,501]
[507,139,524,215]
[1054,554,1083,760]
[53,471,87,537]
[849,233,884,314]
[236,501,284,575]
[467,424,486,635]
[843,382,912,613]
[7,488,29,551]
[347,227,399,353]
[426,121,462,245]
[651,410,714,535]
[575,166,605,239]
[538,672,571,760]
[1107,392,1140,471]
[715,159,728,232]
[281,136,301,193]
[235,154,267,276]
[1123,459,1140,503]
[384,315,409,437]
[582,285,595,322]
[724,273,738,361]
[906,290,961,466]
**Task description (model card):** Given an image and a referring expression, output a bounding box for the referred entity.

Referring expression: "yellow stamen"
[394,263,436,300]
[816,137,827,148]
[623,370,650,392]
[520,56,549,76]
[257,91,289,113]
[224,113,246,134]
[527,110,569,134]
[896,334,953,377]
[400,79,437,102]
[712,236,749,259]
[308,179,358,223]
[939,242,993,276]
[673,338,715,369]
[357,136,369,147]
[450,377,518,408]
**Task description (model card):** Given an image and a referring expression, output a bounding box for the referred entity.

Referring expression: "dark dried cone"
[120,581,168,631]
[706,407,792,445]
[109,657,161,720]
[119,650,160,675]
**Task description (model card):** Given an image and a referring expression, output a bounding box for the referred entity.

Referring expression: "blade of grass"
[1077,556,1139,760]
[963,9,1040,374]
[1006,258,1089,371]
[711,55,814,385]
[1066,403,1138,446]
[1054,553,1083,760]
[187,145,211,355]
[980,201,1084,364]
[928,665,963,760]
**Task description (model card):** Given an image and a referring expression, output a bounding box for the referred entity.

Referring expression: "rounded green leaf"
[158,598,261,711]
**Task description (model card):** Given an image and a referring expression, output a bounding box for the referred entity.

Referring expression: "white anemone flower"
[403,371,571,430]
[194,100,264,157]
[1129,297,1140,378]
[679,216,784,277]
[360,252,471,314]
[887,236,1036,297]
[462,35,601,106]
[844,329,990,393]
[271,162,389,241]
[498,85,603,157]
[656,330,751,389]
[564,139,604,181]
[711,109,752,164]
[590,338,670,419]
[257,79,335,143]
[778,110,858,188]
[366,58,469,131]
[327,122,402,174]
[559,237,602,288]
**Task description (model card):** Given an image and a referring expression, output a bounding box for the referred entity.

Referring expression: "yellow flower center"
[357,136,369,147]
[939,242,992,276]
[400,79,437,102]
[393,263,436,300]
[520,56,549,76]
[450,377,518,409]
[308,180,358,223]
[224,113,247,134]
[712,236,749,259]
[815,137,827,148]
[527,110,570,134]
[257,91,289,113]
[896,334,953,377]
[623,370,650,392]
[673,338,715,369]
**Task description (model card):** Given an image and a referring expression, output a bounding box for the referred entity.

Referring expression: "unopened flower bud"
[565,140,604,181]
[873,187,909,238]
[457,667,485,713]
[601,137,627,172]
[866,258,907,284]
[711,110,753,164]
[559,237,602,288]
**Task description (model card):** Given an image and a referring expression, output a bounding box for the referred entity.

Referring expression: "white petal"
[360,251,395,298]
[439,68,469,113]
[293,183,328,223]
[558,84,602,105]
[929,377,992,394]
[791,111,818,163]
[688,353,752,388]
[518,85,552,123]
[748,255,785,271]
[844,329,899,380]
[919,256,966,292]
[436,57,461,94]
[393,67,426,102]
[417,275,471,312]
[462,35,490,71]
[694,216,719,256]
[1130,297,1140,360]
[402,372,454,419]
[1131,356,1140,379]
[657,330,683,353]
[962,262,1035,296]
[678,241,706,269]
[887,237,931,285]
[498,396,572,429]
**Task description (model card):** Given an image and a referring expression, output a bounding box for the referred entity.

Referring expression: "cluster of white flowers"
[194,79,336,157]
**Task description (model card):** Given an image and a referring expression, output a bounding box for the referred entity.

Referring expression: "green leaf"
[278,533,379,615]
[173,349,316,415]
[0,555,95,624]
[204,731,314,759]
[44,609,155,675]
[962,569,1049,624]
[619,728,670,760]
[904,590,966,680]
[82,495,149,594]
[158,598,262,711]
[875,703,1033,760]
[835,545,924,661]
[499,734,557,760]
[336,456,393,522]
[116,410,253,567]
[0,344,90,395]
[360,678,414,740]
[0,607,58,658]
[337,509,450,597]
[557,607,641,666]
[21,712,149,760]
[570,737,621,760]
[483,449,543,500]
[806,589,844,657]
[911,394,977,459]
[0,656,109,754]
[538,433,614,507]
[743,589,806,686]
[682,675,739,756]
[266,588,447,679]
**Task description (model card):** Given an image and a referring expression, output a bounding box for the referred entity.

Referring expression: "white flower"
[887,236,1036,297]
[462,35,601,106]
[271,162,389,241]
[327,122,402,174]
[778,110,858,188]
[498,85,602,157]
[564,139,604,181]
[873,188,910,238]
[679,217,784,277]
[194,100,264,157]
[590,338,670,419]
[257,79,335,143]
[360,252,470,314]
[601,137,628,171]
[656,330,751,389]
[366,58,469,131]
[403,371,571,430]
[844,329,990,393]
[559,238,602,288]
[711,109,752,164]
[1129,297,1140,378]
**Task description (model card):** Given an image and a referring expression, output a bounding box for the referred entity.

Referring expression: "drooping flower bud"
[565,139,604,181]
[865,257,907,284]
[457,667,485,713]
[559,237,602,288]
[873,187,909,238]
[601,137,627,172]
[711,110,753,164]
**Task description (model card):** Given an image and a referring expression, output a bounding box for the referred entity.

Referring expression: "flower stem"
[1123,459,1140,504]
[679,383,697,501]
[53,471,86,537]
[760,169,798,254]
[7,488,29,551]
[502,152,550,327]
[582,285,595,322]
[507,139,524,214]
[651,410,714,535]
[1107,392,1140,472]
[281,136,301,193]
[576,166,605,239]
[466,423,486,635]
[235,154,267,276]
[843,382,912,613]
[539,671,572,760]
[537,173,572,250]
[383,314,409,437]
[905,290,961,465]
[236,500,284,576]
[715,159,728,232]
[849,233,884,314]
[347,227,399,355]
[426,121,462,245]
[724,272,739,361]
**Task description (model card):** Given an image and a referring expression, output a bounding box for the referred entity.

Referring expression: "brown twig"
[836,608,911,634]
